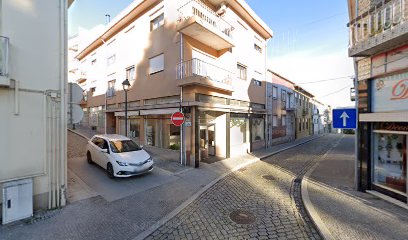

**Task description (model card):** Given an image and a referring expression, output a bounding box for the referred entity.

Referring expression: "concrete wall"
[0,0,67,210]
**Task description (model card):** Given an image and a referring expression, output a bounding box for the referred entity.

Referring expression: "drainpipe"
[59,0,68,208]
[353,59,359,191]
[264,39,269,148]
[180,32,184,165]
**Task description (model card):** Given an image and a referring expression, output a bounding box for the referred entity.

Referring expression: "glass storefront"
[119,117,140,144]
[145,115,181,150]
[251,117,265,142]
[373,130,407,194]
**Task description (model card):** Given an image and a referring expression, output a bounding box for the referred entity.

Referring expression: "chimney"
[105,14,111,24]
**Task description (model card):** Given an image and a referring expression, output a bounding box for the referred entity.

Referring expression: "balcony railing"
[177,58,233,86]
[348,0,408,56]
[178,0,234,39]
[0,36,9,77]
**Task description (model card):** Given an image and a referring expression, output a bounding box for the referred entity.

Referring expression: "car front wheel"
[107,163,114,178]
[87,151,93,164]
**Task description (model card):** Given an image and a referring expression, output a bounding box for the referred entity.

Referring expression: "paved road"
[146,135,343,240]
[306,135,408,240]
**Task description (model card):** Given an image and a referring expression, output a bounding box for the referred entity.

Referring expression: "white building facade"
[0,0,71,214]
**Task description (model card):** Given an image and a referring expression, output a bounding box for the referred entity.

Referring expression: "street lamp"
[122,79,131,137]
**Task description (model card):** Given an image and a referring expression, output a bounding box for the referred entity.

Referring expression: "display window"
[372,124,408,195]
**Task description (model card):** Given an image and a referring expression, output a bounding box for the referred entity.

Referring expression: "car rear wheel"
[107,163,114,178]
[87,151,93,164]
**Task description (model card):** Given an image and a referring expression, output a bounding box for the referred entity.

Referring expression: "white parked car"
[86,134,153,178]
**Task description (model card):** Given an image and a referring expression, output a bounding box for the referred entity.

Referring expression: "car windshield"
[109,140,142,153]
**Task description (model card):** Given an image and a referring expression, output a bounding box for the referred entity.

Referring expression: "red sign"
[391,79,408,100]
[171,112,185,126]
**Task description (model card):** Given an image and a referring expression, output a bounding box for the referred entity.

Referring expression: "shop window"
[373,133,407,194]
[251,118,264,141]
[149,53,164,74]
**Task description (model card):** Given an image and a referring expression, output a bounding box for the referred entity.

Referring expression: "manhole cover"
[229,210,256,224]
[262,175,276,181]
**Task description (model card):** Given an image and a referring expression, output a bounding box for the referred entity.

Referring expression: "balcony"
[0,36,9,86]
[177,58,234,92]
[177,0,235,50]
[77,72,87,84]
[302,108,309,116]
[348,0,408,57]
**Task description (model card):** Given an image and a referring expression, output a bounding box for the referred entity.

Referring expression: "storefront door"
[208,125,215,156]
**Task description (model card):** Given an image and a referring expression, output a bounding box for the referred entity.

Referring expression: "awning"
[139,108,179,116]
[115,111,139,117]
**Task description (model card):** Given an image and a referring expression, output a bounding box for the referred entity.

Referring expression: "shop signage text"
[376,122,408,132]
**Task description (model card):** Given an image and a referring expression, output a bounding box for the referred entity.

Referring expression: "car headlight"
[116,161,129,166]
[147,157,153,162]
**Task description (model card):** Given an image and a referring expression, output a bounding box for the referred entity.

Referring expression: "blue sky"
[68,0,354,107]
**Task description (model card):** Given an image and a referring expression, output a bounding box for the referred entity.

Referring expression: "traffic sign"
[332,108,357,129]
[171,112,185,126]
[69,105,84,124]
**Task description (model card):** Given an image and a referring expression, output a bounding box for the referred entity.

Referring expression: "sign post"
[332,108,357,129]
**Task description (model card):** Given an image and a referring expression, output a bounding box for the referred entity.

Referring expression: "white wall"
[0,0,67,209]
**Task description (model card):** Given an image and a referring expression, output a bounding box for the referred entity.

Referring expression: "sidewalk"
[302,135,408,240]
[0,128,322,240]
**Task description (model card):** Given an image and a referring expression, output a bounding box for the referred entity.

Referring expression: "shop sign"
[375,122,408,132]
[372,72,408,112]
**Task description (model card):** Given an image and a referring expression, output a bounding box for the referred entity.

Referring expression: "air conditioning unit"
[2,178,33,225]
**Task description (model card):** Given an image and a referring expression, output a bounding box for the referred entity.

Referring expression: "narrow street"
[145,135,343,240]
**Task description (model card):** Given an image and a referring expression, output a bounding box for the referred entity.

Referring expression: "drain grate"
[229,210,256,224]
[262,175,276,181]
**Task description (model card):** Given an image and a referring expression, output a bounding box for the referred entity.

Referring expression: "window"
[90,87,96,96]
[107,54,116,66]
[149,53,164,74]
[107,80,115,97]
[253,79,262,86]
[251,118,264,141]
[150,13,164,31]
[91,59,97,65]
[126,66,135,83]
[272,115,278,127]
[298,120,301,131]
[281,90,287,102]
[272,86,278,99]
[254,44,262,53]
[282,115,286,126]
[237,63,247,80]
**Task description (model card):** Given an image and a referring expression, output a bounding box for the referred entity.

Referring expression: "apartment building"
[266,71,296,145]
[72,0,273,166]
[294,86,314,139]
[348,0,408,204]
[311,99,328,135]
[0,0,72,220]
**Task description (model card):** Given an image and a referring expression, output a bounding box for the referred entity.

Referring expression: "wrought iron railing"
[349,0,408,47]
[177,58,233,86]
[0,36,9,77]
[178,0,234,38]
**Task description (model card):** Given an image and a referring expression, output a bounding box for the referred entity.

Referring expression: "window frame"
[237,63,247,80]
[107,80,116,98]
[272,115,278,128]
[150,13,164,31]
[272,86,278,99]
[149,53,164,75]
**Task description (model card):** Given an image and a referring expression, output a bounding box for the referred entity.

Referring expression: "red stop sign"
[171,112,185,126]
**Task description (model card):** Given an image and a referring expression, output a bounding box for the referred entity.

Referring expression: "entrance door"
[208,125,215,156]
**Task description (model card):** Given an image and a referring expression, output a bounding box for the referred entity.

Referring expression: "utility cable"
[297,75,354,84]
[318,84,353,98]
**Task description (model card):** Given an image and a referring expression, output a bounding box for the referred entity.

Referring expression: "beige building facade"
[71,0,273,166]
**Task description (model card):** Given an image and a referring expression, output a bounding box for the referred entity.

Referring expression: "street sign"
[70,105,84,124]
[171,112,185,126]
[68,83,84,125]
[332,108,357,129]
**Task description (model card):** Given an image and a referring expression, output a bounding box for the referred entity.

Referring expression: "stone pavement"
[304,135,408,240]
[1,128,323,240]
[143,135,342,240]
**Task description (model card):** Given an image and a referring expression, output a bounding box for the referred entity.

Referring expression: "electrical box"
[2,178,33,224]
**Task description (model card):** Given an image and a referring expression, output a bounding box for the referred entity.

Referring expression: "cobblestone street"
[146,135,342,240]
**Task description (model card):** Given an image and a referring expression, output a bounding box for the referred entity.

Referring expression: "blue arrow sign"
[332,108,357,129]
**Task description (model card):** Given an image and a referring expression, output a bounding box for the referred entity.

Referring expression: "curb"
[67,128,91,140]
[133,135,322,240]
[300,137,343,240]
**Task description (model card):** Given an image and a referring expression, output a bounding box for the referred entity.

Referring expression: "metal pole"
[125,90,128,137]
[180,32,184,166]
